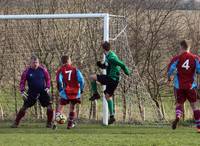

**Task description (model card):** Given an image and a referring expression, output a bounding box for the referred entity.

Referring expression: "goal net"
[0,13,160,124]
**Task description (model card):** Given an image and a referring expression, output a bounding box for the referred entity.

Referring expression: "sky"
[182,0,200,2]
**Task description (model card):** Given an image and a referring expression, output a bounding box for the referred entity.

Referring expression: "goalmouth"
[0,13,159,125]
[0,13,121,126]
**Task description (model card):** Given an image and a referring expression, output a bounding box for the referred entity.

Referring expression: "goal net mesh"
[0,15,160,123]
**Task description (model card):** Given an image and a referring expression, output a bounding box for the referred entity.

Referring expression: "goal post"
[102,14,109,126]
[0,13,112,125]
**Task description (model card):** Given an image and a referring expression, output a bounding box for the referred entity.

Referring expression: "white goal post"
[0,13,125,125]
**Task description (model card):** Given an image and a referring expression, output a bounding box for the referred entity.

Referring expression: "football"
[55,112,66,124]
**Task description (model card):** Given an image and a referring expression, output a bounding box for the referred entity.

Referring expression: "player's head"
[30,55,39,69]
[61,55,71,65]
[180,39,191,52]
[102,41,111,52]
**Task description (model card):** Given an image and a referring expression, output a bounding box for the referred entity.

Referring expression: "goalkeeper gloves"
[97,61,102,67]
[45,88,50,94]
[21,91,28,100]
[96,61,107,69]
[124,67,130,76]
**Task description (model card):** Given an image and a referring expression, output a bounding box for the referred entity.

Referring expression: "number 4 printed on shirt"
[182,59,190,70]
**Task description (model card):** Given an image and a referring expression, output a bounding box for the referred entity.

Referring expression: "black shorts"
[23,90,52,108]
[97,75,118,96]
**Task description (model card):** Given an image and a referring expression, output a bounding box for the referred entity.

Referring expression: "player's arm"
[42,67,51,90]
[109,56,130,75]
[19,68,29,93]
[76,69,85,93]
[195,58,200,74]
[167,58,178,81]
[58,73,64,92]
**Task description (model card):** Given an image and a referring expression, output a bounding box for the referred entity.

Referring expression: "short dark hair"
[180,40,191,50]
[102,41,110,51]
[61,55,70,64]
[180,40,188,50]
[31,55,39,61]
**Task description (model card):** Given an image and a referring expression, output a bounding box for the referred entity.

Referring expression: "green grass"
[0,122,200,146]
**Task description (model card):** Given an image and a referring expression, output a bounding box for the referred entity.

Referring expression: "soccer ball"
[55,112,66,124]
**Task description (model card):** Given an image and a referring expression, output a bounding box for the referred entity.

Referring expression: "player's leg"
[190,102,200,132]
[172,89,186,130]
[11,91,37,128]
[67,101,76,129]
[175,88,186,120]
[187,89,200,132]
[89,74,102,101]
[46,104,53,128]
[52,98,67,130]
[196,88,200,104]
[56,101,65,113]
[105,94,116,124]
[104,77,118,125]
[172,103,184,129]
[39,91,53,128]
[11,106,27,128]
[56,89,68,114]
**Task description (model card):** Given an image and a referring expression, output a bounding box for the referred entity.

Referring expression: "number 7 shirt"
[167,52,200,89]
[56,64,84,100]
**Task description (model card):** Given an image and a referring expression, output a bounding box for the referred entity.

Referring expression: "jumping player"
[11,55,53,128]
[167,40,200,132]
[89,41,130,124]
[55,55,84,129]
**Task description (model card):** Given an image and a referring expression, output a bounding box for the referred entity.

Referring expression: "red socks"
[15,109,26,125]
[47,108,53,123]
[175,105,183,119]
[194,110,200,129]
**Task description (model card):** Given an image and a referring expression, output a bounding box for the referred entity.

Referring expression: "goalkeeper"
[89,41,130,124]
[11,55,53,128]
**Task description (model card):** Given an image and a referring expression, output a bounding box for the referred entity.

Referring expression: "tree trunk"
[122,94,126,122]
[92,100,97,120]
[153,98,164,121]
[34,103,38,119]
[138,97,145,121]
[0,104,4,120]
[13,56,18,115]
[39,105,44,120]
[136,86,145,121]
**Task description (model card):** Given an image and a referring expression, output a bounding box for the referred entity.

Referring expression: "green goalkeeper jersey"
[105,51,130,81]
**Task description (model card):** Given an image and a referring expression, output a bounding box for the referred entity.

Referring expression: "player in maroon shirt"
[55,56,84,129]
[167,40,200,132]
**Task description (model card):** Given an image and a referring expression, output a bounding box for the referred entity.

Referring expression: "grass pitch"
[0,122,199,146]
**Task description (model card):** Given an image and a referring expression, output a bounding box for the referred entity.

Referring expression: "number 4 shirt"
[167,52,200,89]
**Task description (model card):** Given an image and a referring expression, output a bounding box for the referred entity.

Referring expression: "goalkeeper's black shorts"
[23,90,52,108]
[97,75,118,96]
